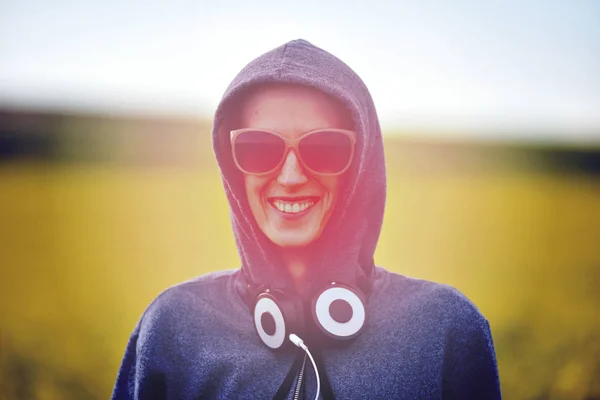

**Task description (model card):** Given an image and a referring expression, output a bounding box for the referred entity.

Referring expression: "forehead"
[238,83,353,134]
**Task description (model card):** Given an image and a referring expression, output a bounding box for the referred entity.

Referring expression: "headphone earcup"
[312,282,366,340]
[253,290,304,349]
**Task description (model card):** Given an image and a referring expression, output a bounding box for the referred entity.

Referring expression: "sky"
[1,0,599,141]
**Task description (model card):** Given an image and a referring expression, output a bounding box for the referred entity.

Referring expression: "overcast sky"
[1,0,599,141]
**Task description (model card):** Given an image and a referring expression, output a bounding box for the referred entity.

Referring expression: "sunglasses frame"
[230,128,357,177]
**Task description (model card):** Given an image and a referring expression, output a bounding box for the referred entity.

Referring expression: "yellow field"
[1,158,599,399]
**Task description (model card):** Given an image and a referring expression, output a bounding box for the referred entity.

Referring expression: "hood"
[212,39,386,299]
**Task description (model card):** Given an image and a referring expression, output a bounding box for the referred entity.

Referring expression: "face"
[236,84,354,248]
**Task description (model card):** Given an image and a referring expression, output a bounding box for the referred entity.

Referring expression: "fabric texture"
[111,39,502,399]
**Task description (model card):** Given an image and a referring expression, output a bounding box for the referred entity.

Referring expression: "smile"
[268,197,320,214]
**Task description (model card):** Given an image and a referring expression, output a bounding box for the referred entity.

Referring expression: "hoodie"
[111,39,502,399]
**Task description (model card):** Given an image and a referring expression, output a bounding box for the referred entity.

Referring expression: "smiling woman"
[234,84,355,251]
[111,39,502,400]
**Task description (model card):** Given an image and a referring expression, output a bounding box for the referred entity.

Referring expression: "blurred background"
[1,1,599,399]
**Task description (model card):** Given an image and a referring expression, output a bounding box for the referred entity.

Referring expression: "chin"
[268,230,319,248]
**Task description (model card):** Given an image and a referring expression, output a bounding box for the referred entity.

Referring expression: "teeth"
[273,199,316,214]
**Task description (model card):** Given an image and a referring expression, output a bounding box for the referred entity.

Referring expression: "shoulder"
[136,269,246,346]
[375,268,489,331]
[145,269,236,314]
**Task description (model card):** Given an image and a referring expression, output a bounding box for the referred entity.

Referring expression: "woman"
[112,39,501,399]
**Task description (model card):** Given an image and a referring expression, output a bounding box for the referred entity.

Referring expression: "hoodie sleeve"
[111,297,172,400]
[442,313,502,399]
[111,323,140,400]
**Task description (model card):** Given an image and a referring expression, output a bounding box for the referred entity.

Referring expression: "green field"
[1,142,599,399]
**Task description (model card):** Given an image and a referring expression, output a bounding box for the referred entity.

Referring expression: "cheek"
[245,176,269,212]
[320,176,341,208]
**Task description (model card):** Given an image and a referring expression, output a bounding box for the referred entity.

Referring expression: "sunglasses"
[230,128,356,176]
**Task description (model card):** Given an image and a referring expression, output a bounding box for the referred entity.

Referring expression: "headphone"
[251,281,367,350]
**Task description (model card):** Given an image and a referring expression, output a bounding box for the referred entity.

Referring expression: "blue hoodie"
[111,39,502,400]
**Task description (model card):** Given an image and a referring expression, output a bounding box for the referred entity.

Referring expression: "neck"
[281,248,310,294]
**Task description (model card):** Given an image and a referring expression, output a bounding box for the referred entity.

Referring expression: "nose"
[276,150,308,187]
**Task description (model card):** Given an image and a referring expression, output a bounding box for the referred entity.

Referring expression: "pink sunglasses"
[230,128,356,176]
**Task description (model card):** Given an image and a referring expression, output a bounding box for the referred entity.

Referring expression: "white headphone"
[252,281,367,350]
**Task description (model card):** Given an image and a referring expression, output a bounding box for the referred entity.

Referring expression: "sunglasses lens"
[299,131,353,174]
[234,131,285,173]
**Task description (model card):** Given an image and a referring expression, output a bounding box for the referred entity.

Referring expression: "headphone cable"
[289,334,320,400]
